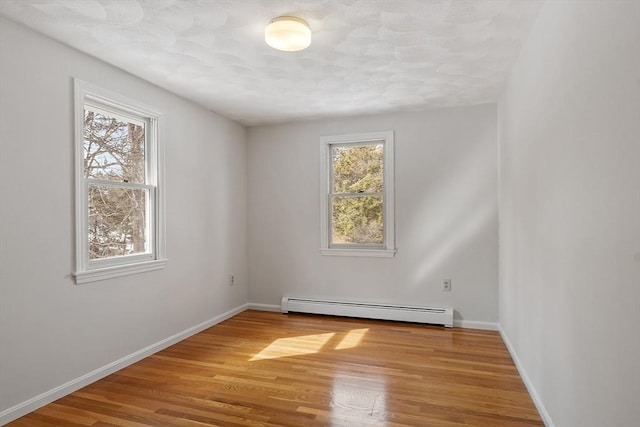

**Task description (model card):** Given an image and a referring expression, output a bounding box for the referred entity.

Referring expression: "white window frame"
[320,131,396,258]
[73,79,167,284]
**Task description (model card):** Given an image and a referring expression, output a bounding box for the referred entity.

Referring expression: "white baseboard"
[498,324,555,427]
[247,303,281,312]
[0,303,248,426]
[248,302,497,331]
[453,319,498,330]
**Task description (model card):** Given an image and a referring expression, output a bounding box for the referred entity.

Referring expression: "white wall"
[0,16,248,415]
[498,1,640,426]
[248,105,498,324]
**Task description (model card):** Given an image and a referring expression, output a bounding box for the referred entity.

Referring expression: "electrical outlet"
[230,275,235,286]
[442,279,452,292]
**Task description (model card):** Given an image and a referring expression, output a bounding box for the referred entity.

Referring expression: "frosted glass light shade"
[265,16,311,52]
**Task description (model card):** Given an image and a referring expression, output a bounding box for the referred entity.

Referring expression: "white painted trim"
[0,303,248,425]
[320,248,396,258]
[498,324,555,427]
[319,131,396,257]
[73,78,166,285]
[74,78,87,280]
[74,259,168,284]
[453,319,498,330]
[247,303,281,312]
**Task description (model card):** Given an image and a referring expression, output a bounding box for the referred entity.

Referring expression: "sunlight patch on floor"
[335,328,369,350]
[249,332,335,361]
[250,328,370,361]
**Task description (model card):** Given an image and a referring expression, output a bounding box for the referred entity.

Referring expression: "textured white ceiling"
[0,0,542,126]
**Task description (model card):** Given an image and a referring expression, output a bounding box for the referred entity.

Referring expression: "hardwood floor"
[8,310,543,426]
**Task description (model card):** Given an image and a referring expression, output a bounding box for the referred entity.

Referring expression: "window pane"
[84,107,145,183]
[332,144,383,193]
[89,185,148,259]
[331,196,383,245]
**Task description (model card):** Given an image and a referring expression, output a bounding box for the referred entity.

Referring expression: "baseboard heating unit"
[281,296,453,328]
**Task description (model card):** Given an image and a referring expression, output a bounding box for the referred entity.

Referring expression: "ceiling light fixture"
[265,16,311,52]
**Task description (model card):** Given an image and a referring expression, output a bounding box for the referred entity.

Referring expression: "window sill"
[74,259,168,284]
[320,248,396,258]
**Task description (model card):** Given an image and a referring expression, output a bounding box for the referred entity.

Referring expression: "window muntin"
[320,131,395,257]
[74,79,166,283]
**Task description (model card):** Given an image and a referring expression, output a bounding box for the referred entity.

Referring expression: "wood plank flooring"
[8,310,543,426]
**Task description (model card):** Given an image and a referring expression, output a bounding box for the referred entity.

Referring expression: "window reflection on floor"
[330,374,388,425]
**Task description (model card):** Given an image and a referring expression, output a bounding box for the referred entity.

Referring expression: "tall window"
[320,131,395,257]
[74,79,166,284]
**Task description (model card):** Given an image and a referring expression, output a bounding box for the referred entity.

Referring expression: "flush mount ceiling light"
[265,16,311,52]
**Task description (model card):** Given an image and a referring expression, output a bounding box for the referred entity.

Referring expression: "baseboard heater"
[281,296,453,328]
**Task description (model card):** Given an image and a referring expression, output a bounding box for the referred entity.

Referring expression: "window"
[320,131,395,257]
[74,79,166,284]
